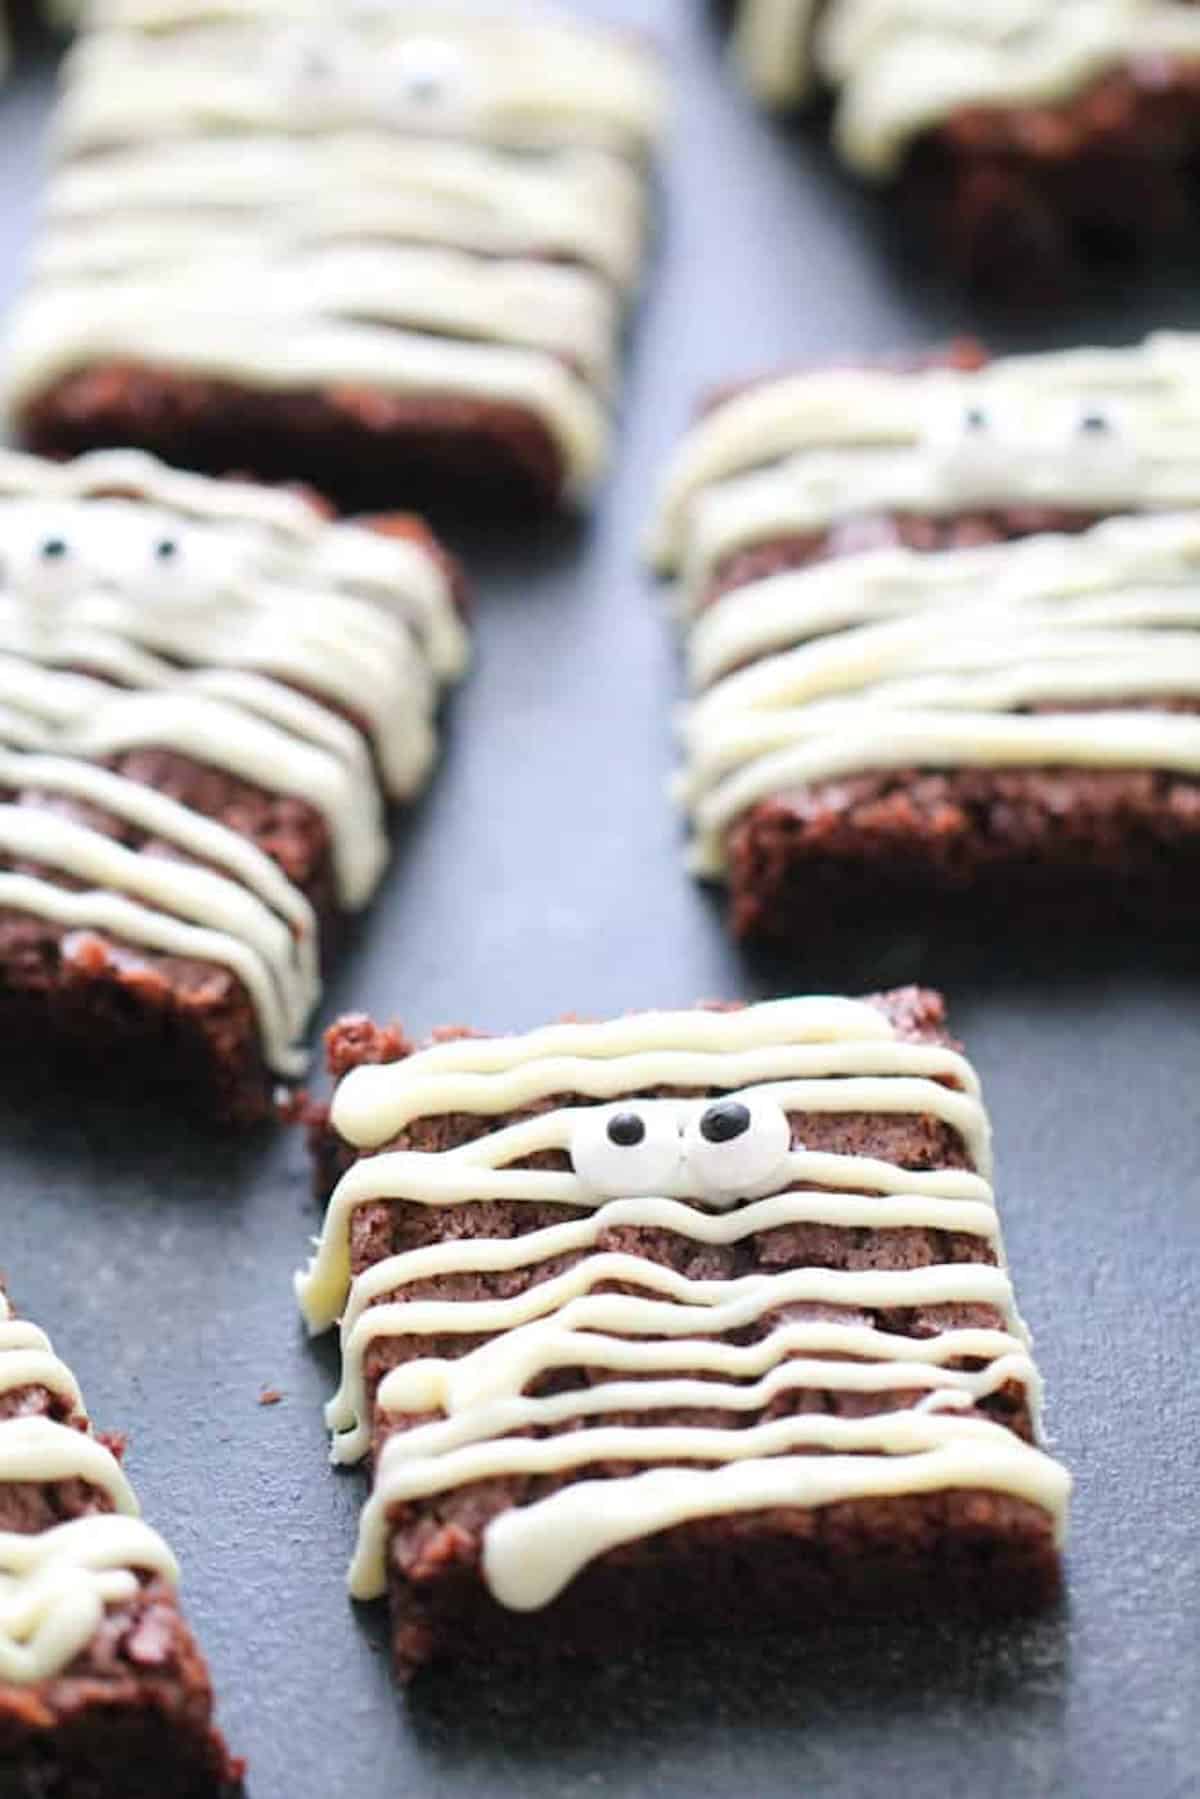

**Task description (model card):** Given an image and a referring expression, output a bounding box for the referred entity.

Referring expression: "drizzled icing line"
[648,333,1200,585]
[7,5,667,499]
[0,1289,179,1685]
[294,998,1068,1611]
[672,512,1200,875]
[0,451,462,1072]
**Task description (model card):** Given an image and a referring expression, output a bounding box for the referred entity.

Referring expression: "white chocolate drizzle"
[731,1,1200,178]
[0,1288,180,1685]
[294,998,1069,1612]
[649,334,1200,586]
[672,511,1200,875]
[0,449,463,1074]
[5,5,668,501]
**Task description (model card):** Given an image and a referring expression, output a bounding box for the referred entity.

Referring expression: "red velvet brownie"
[733,1,1200,291]
[0,1282,242,1797]
[297,989,1069,1678]
[0,446,467,1121]
[651,341,1200,941]
[9,4,667,512]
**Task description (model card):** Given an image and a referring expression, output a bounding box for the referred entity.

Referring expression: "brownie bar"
[9,7,666,513]
[297,989,1069,1678]
[732,2,1200,291]
[0,1282,242,1796]
[651,346,1200,940]
[0,447,467,1121]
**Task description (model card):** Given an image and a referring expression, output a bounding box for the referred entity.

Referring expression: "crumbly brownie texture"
[9,5,666,513]
[733,2,1200,289]
[0,445,467,1121]
[650,344,1200,938]
[297,990,1069,1678]
[0,1284,242,1797]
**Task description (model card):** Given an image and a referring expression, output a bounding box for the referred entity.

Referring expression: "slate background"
[1,4,1198,1795]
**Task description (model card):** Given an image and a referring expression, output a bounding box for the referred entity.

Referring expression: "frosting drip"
[294,999,1068,1613]
[0,1289,179,1685]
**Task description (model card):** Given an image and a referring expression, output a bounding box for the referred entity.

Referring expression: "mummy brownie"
[651,339,1200,938]
[0,1281,241,1794]
[297,990,1069,1676]
[729,1,1200,288]
[0,446,467,1120]
[5,1,668,511]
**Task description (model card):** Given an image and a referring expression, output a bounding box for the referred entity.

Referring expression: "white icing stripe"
[648,335,1200,581]
[731,0,1200,182]
[671,517,1200,875]
[8,302,610,500]
[356,1418,1070,1607]
[67,690,387,909]
[817,1,1200,179]
[41,136,648,294]
[60,8,666,161]
[328,993,976,1141]
[7,7,666,499]
[297,999,1067,1612]
[733,0,820,105]
[0,1293,181,1686]
[0,445,467,680]
[331,1254,1015,1462]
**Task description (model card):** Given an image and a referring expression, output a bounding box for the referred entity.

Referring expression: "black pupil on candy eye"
[40,538,68,560]
[699,1101,751,1144]
[964,406,988,433]
[1079,411,1110,435]
[607,1112,646,1148]
[155,538,178,562]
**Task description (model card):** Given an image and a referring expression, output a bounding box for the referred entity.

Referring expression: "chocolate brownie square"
[297,989,1069,1677]
[0,446,467,1120]
[0,1282,242,1797]
[9,5,667,512]
[732,2,1200,291]
[650,342,1200,939]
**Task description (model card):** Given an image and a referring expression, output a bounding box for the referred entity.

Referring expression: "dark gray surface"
[2,5,1199,1796]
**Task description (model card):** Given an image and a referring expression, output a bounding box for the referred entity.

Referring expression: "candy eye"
[923,395,1016,500]
[570,1103,685,1199]
[6,527,90,601]
[683,1096,792,1208]
[377,38,471,125]
[1056,402,1141,498]
[271,30,356,122]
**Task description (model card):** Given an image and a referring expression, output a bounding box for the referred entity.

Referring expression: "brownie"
[651,345,1200,941]
[8,9,667,513]
[0,447,467,1121]
[297,988,1070,1678]
[0,1282,242,1796]
[733,1,1200,292]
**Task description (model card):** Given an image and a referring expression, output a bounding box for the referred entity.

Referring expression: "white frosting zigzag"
[0,1288,179,1685]
[294,998,1069,1613]
[6,4,668,500]
[0,450,463,1074]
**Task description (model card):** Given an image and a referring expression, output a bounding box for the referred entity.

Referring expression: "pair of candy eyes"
[278,35,468,118]
[570,1097,794,1205]
[0,526,211,601]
